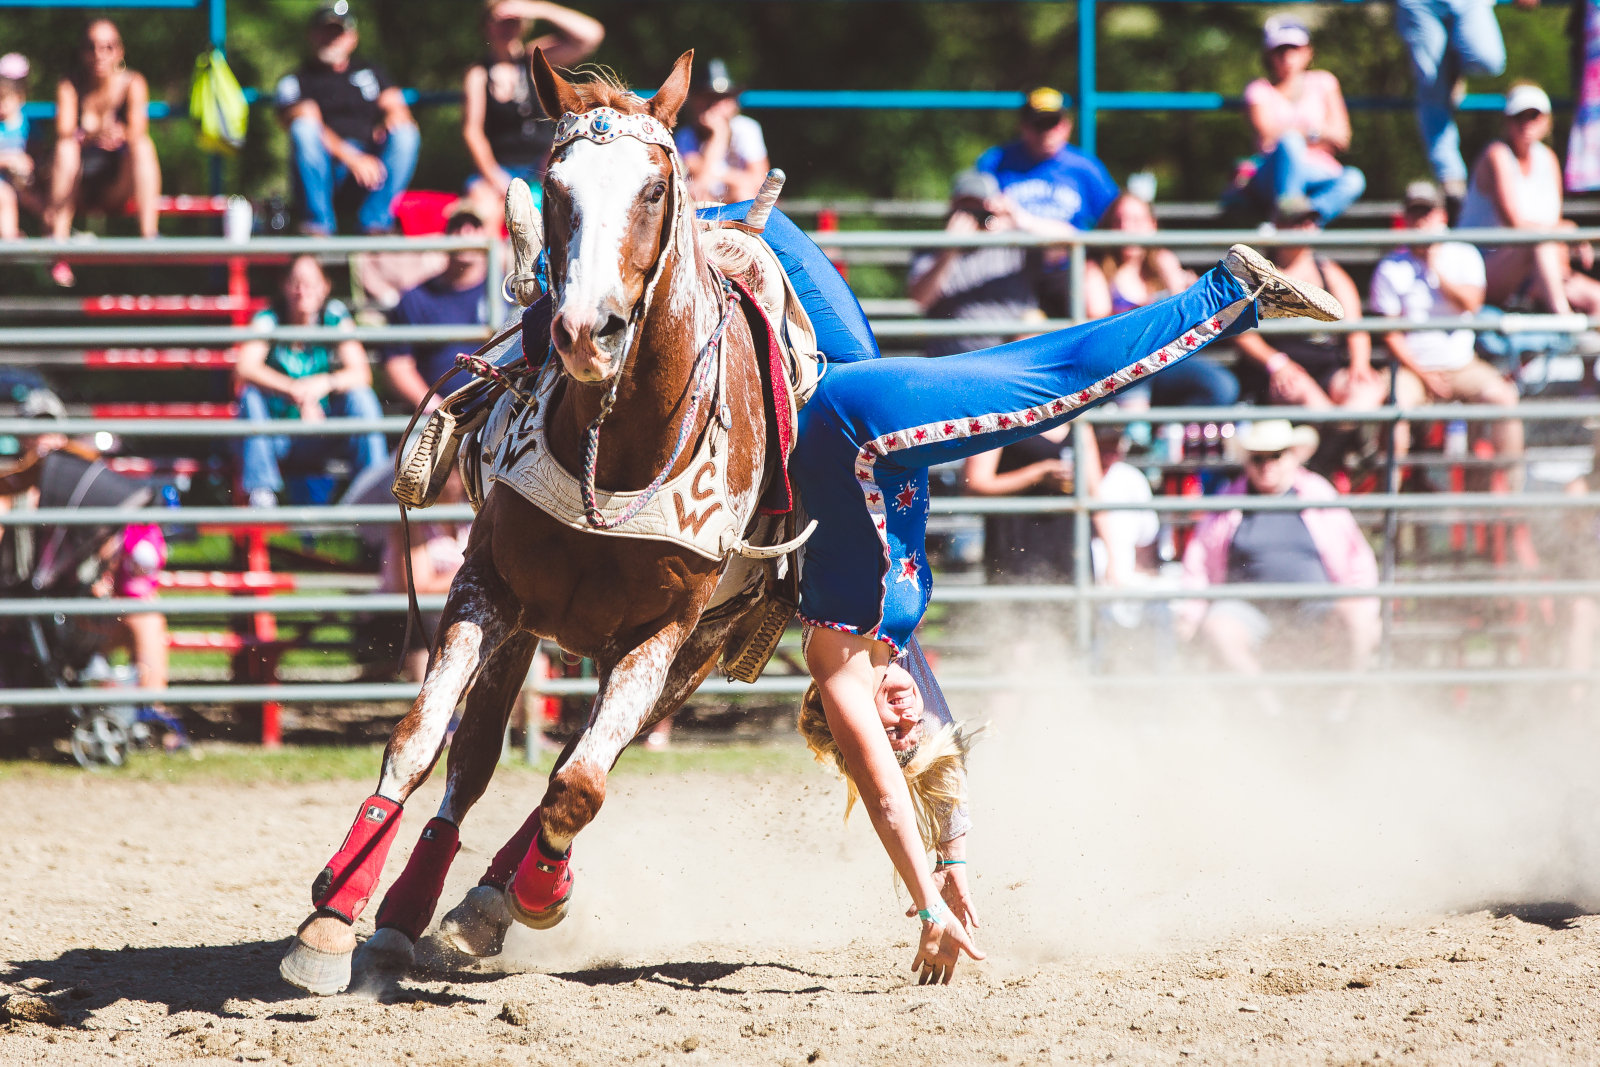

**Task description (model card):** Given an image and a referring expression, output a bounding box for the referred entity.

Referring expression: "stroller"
[0,446,181,767]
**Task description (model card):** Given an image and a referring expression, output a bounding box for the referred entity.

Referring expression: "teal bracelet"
[935,859,966,868]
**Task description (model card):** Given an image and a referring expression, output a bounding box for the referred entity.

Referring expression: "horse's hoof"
[356,926,415,978]
[503,881,572,931]
[280,915,356,996]
[440,885,514,957]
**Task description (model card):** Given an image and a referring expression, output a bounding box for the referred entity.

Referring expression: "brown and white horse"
[280,50,784,995]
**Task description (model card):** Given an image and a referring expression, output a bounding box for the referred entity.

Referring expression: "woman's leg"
[0,180,16,240]
[697,202,881,364]
[130,134,161,238]
[47,138,80,241]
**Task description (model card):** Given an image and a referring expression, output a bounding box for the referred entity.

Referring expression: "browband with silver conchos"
[551,107,677,154]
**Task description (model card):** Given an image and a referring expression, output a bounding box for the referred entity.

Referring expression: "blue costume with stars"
[707,203,1261,655]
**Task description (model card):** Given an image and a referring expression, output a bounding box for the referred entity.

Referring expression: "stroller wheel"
[70,712,129,770]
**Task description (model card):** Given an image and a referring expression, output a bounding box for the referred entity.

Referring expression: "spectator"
[461,0,604,226]
[905,169,1049,358]
[975,87,1119,316]
[1394,0,1509,213]
[1233,195,1382,410]
[1179,419,1379,677]
[235,255,388,508]
[1227,15,1365,226]
[1083,192,1240,408]
[1459,83,1600,316]
[384,205,493,410]
[677,58,768,204]
[1373,180,1523,469]
[0,53,36,240]
[1570,0,1600,192]
[45,20,161,285]
[962,423,1100,585]
[275,0,419,235]
[1090,422,1162,621]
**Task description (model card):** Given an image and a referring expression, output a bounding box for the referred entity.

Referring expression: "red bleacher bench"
[85,347,238,369]
[166,631,250,653]
[127,195,229,217]
[83,295,267,317]
[90,402,238,419]
[158,571,297,593]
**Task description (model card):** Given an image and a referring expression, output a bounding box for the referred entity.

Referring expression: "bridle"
[543,105,736,530]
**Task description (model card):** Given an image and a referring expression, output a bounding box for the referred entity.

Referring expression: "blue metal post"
[1078,0,1096,156]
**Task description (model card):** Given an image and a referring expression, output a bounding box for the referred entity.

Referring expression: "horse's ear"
[532,47,583,120]
[648,50,695,128]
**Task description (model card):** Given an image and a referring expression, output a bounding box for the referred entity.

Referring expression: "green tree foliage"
[0,1,1576,206]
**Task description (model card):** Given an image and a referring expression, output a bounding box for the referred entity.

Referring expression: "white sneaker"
[247,488,278,508]
[1224,244,1343,322]
[505,179,544,307]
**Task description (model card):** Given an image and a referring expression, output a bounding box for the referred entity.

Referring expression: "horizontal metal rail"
[0,235,491,261]
[4,666,1596,709]
[5,578,1600,620]
[871,312,1594,339]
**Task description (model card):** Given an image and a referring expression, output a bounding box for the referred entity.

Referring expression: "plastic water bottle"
[1444,419,1469,458]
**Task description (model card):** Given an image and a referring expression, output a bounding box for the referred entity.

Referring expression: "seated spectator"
[1233,195,1382,410]
[1083,192,1240,408]
[235,255,389,508]
[384,205,493,411]
[1459,83,1600,316]
[1226,15,1365,226]
[1372,180,1522,470]
[45,20,162,285]
[906,169,1049,358]
[1179,420,1379,677]
[461,0,604,225]
[1090,422,1163,629]
[677,58,768,205]
[275,1,419,235]
[0,53,38,240]
[962,422,1100,585]
[976,87,1119,317]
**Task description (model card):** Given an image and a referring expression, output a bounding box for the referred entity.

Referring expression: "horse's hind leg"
[359,631,539,975]
[279,561,519,996]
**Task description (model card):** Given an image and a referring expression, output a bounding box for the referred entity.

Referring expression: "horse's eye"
[648,182,667,203]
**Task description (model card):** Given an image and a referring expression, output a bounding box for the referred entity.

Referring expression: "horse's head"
[534,49,695,383]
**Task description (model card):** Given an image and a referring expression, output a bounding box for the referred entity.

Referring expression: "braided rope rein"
[580,274,738,530]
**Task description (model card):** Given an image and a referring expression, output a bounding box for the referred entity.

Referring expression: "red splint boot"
[479,807,544,889]
[312,795,402,923]
[373,817,461,942]
[505,816,573,930]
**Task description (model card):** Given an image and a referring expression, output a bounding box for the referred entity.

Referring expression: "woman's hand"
[912,911,985,985]
[906,864,980,931]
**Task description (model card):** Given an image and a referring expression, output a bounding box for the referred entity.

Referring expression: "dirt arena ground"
[7,690,1600,1067]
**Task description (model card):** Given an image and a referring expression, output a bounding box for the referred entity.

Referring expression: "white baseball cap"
[1503,84,1551,117]
[1262,15,1311,50]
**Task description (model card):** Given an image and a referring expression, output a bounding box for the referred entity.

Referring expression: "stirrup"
[393,407,459,509]
[721,592,796,684]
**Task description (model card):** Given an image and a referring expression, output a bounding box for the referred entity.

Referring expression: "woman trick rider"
[457,196,1343,986]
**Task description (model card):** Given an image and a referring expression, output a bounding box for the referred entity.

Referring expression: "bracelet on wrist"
[917,899,956,928]
[935,858,966,868]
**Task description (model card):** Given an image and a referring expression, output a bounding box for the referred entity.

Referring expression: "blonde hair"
[798,682,975,852]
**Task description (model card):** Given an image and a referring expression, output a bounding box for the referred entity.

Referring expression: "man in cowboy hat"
[1178,419,1379,680]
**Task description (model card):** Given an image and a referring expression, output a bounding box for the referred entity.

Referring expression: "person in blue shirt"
[384,205,493,409]
[975,87,1120,316]
[0,54,34,240]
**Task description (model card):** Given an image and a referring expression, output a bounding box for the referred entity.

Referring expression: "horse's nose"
[596,311,627,341]
[551,306,596,354]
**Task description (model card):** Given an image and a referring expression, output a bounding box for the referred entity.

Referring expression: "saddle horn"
[727,169,786,235]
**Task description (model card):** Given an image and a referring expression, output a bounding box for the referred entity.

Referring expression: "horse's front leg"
[279,560,519,996]
[356,630,539,978]
[500,623,690,931]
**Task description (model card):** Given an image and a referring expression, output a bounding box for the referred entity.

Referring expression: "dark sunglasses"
[1509,110,1545,123]
[1246,450,1287,464]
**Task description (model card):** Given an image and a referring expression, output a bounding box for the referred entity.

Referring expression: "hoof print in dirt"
[498,1001,533,1027]
[0,993,65,1026]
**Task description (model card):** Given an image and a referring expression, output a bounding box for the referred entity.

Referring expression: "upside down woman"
[454,197,1343,985]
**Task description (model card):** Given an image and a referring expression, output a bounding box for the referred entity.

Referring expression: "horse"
[279,49,798,995]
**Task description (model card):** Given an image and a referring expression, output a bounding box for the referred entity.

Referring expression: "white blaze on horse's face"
[545,137,672,383]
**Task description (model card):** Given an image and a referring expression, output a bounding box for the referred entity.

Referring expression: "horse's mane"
[562,63,649,115]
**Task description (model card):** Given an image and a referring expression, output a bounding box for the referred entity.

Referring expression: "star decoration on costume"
[1208,317,1222,331]
[968,419,984,433]
[866,491,881,505]
[893,483,920,513]
[1075,393,1090,405]
[1024,411,1038,423]
[1131,363,1146,376]
[894,555,921,587]
[942,423,956,435]
[997,415,1012,428]
[914,428,928,441]
[1181,332,1199,348]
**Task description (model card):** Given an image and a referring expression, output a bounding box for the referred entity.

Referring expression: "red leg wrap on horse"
[508,819,574,917]
[311,795,403,924]
[479,807,544,889]
[374,818,461,942]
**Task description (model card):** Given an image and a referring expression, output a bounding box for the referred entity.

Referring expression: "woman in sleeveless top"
[46,19,161,284]
[1084,193,1240,408]
[461,1,603,228]
[1459,82,1600,316]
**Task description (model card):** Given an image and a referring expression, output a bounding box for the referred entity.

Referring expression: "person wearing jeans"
[1394,0,1509,208]
[275,1,419,234]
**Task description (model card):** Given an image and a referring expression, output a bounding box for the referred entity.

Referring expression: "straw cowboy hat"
[1235,419,1318,457]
